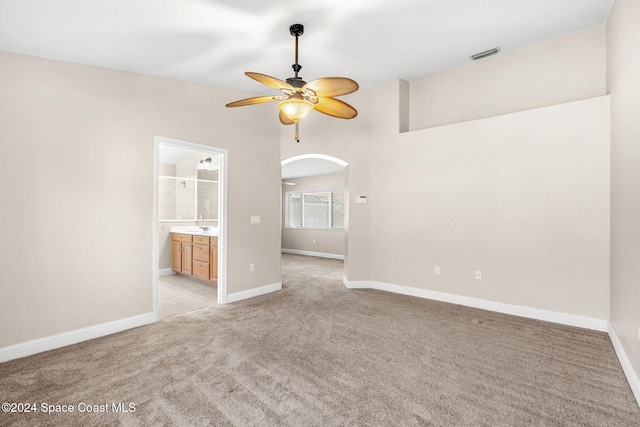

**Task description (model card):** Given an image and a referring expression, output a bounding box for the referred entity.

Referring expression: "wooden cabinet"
[172,234,192,274]
[171,241,182,271]
[193,242,209,261]
[182,241,192,274]
[210,238,218,280]
[172,233,218,282]
[192,235,211,280]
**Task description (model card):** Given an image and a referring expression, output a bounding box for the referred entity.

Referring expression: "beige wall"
[284,27,610,321]
[410,26,607,130]
[281,173,345,257]
[373,84,610,319]
[607,0,640,384]
[0,51,282,348]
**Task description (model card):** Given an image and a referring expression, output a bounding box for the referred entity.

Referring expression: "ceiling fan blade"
[314,97,358,119]
[279,111,295,125]
[245,72,293,92]
[225,95,285,108]
[304,77,359,97]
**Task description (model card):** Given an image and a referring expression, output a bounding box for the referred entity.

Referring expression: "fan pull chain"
[294,122,300,142]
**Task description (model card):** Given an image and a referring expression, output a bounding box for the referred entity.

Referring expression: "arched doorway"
[281,154,349,276]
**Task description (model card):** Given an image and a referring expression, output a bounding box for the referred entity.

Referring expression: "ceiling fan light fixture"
[277,94,314,122]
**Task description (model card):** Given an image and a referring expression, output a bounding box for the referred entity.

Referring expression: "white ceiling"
[0,1,614,179]
[0,0,614,92]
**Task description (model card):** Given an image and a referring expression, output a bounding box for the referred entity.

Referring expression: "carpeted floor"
[1,254,638,426]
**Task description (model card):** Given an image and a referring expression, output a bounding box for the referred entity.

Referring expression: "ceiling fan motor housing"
[287,77,306,88]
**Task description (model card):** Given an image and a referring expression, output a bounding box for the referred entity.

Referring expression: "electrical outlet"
[434,266,440,275]
[312,238,316,244]
[475,270,482,280]
[250,216,261,224]
[637,326,640,342]
[250,263,255,272]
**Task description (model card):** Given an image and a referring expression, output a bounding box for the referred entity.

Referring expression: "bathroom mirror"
[158,149,219,222]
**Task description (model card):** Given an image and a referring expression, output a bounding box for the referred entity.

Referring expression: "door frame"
[152,136,229,321]
[280,153,349,272]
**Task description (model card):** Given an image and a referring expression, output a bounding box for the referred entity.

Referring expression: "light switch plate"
[356,195,368,204]
[251,216,260,224]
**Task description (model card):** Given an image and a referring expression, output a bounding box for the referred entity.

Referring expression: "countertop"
[170,226,219,237]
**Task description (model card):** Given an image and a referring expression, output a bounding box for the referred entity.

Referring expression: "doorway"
[280,154,349,277]
[153,136,228,321]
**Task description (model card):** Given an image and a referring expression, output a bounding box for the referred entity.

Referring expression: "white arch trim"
[281,154,349,167]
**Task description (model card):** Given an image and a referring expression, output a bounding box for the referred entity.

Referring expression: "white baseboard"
[227,282,282,304]
[608,323,640,407]
[343,276,372,289]
[342,278,608,332]
[282,249,344,260]
[0,312,155,363]
[159,268,175,277]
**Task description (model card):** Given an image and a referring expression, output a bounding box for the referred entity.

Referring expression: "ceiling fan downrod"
[290,24,304,79]
[290,24,304,142]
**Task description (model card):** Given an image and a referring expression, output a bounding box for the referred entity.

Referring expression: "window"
[285,190,345,229]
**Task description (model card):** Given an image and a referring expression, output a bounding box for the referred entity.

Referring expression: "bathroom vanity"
[171,227,218,282]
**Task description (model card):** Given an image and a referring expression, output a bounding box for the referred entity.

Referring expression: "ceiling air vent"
[470,47,501,60]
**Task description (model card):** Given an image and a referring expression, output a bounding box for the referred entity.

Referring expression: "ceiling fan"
[225,24,359,141]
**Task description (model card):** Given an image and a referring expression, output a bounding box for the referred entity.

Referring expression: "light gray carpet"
[1,254,638,426]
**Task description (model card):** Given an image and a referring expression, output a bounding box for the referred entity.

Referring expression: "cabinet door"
[172,241,182,272]
[210,245,218,280]
[182,243,192,274]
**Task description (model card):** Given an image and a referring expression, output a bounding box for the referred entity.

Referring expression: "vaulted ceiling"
[0,0,614,93]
